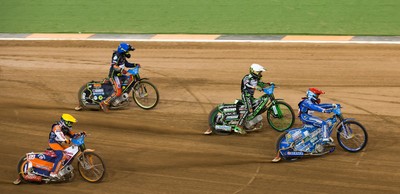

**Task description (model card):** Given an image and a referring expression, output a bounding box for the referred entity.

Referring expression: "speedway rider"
[298,88,337,145]
[235,63,269,135]
[100,42,140,112]
[49,114,85,178]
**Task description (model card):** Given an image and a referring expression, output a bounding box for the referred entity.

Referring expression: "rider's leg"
[100,77,121,112]
[235,93,253,134]
[49,143,66,177]
[300,114,333,144]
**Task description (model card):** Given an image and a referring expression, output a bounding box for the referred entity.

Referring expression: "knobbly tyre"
[77,65,159,110]
[14,134,105,184]
[272,104,368,162]
[208,83,295,135]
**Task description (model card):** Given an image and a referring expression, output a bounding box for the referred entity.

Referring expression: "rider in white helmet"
[235,63,268,134]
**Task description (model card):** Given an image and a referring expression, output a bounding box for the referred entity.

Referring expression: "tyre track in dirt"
[1,41,400,194]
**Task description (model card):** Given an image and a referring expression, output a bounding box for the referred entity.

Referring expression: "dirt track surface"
[0,41,400,193]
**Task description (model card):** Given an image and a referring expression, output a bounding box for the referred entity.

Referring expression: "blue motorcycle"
[272,104,367,162]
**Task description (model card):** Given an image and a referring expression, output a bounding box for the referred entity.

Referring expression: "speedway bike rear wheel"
[337,120,368,152]
[16,156,29,183]
[208,107,231,135]
[132,80,159,110]
[275,132,299,161]
[78,152,106,183]
[77,84,92,109]
[266,101,295,132]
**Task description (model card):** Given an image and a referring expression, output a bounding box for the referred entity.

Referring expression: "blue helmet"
[117,42,135,58]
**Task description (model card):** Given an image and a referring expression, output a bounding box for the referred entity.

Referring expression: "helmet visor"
[64,121,73,127]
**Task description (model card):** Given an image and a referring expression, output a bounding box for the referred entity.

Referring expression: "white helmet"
[250,63,266,78]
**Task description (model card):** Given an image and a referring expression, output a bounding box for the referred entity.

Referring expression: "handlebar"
[127,66,140,75]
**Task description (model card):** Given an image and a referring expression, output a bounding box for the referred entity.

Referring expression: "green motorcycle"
[208,83,295,135]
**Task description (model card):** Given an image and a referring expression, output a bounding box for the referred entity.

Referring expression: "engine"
[111,93,129,106]
[244,115,263,129]
[58,165,74,177]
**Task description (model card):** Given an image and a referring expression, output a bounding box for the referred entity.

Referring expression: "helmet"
[306,88,325,104]
[249,63,266,78]
[59,113,77,130]
[117,42,135,58]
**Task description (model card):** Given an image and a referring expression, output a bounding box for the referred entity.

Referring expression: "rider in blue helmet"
[100,42,140,112]
[298,88,337,145]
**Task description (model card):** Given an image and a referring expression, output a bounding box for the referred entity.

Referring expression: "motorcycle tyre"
[132,80,159,110]
[78,152,106,183]
[16,156,29,184]
[275,132,299,162]
[208,106,231,136]
[267,101,295,132]
[337,120,368,153]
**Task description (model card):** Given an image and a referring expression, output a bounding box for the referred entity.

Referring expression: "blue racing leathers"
[298,98,335,140]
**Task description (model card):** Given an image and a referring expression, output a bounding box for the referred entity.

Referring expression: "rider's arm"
[244,76,257,89]
[319,103,335,109]
[52,125,67,142]
[125,61,139,68]
[111,54,124,72]
[303,100,327,113]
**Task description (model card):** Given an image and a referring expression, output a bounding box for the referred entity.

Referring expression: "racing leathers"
[238,74,265,126]
[298,98,336,142]
[102,51,139,106]
[48,123,77,175]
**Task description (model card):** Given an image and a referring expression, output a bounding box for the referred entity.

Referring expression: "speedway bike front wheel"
[132,80,159,110]
[266,101,295,132]
[337,120,368,152]
[78,152,106,183]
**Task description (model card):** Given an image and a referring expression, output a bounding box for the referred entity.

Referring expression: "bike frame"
[247,85,284,121]
[324,106,358,146]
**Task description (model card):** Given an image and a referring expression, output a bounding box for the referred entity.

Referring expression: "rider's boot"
[233,125,247,135]
[272,151,282,163]
[322,125,334,146]
[322,137,335,146]
[203,128,212,135]
[99,101,109,113]
[49,172,58,178]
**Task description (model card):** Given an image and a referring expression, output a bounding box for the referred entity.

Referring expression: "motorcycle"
[13,134,105,184]
[77,65,159,110]
[272,104,368,162]
[208,83,295,135]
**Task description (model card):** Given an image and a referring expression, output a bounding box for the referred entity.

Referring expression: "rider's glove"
[80,131,86,136]
[332,104,337,108]
[323,109,331,113]
[65,139,71,144]
[268,82,275,86]
[256,86,262,91]
[135,63,141,67]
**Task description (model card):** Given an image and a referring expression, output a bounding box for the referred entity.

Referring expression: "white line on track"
[1,38,400,45]
[233,164,261,194]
